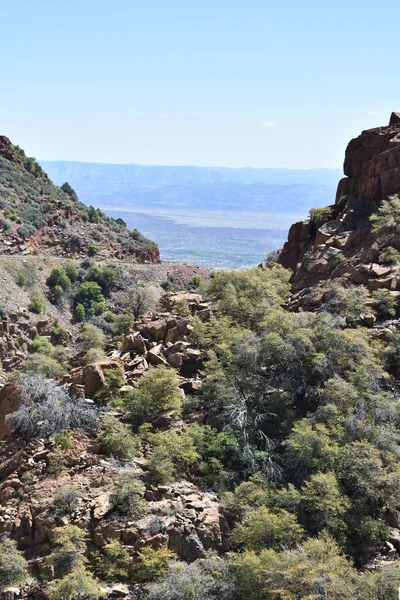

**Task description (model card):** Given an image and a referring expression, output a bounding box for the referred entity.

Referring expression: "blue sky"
[1,0,399,168]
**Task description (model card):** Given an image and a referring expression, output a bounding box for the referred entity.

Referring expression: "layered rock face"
[278,114,400,307]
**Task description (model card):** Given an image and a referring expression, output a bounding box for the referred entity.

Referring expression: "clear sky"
[1,0,399,169]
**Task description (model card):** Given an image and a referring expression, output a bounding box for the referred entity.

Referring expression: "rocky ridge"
[0,136,159,263]
[278,113,400,310]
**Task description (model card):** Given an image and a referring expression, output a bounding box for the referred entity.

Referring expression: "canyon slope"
[278,112,400,310]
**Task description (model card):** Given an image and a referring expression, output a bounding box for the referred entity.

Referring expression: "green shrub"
[309,205,334,228]
[74,303,86,322]
[78,323,106,352]
[54,432,73,449]
[124,366,182,427]
[20,354,66,379]
[131,547,175,584]
[49,566,103,600]
[97,416,139,458]
[29,290,45,313]
[0,538,29,592]
[173,298,190,317]
[88,243,98,256]
[94,369,125,406]
[32,335,54,355]
[230,506,304,551]
[75,281,104,309]
[47,267,71,291]
[109,471,147,517]
[371,288,397,319]
[53,487,82,513]
[380,246,400,265]
[16,273,27,287]
[93,540,129,582]
[371,195,400,249]
[145,429,199,484]
[65,261,78,282]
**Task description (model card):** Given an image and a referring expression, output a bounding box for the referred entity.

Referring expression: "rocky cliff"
[278,113,400,309]
[0,136,159,263]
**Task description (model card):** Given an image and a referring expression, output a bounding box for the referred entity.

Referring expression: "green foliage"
[32,335,54,355]
[371,194,400,249]
[78,323,106,352]
[309,205,334,228]
[124,366,183,427]
[49,525,88,577]
[144,428,200,484]
[75,281,104,310]
[60,182,78,202]
[94,369,125,406]
[53,487,82,513]
[29,289,45,313]
[16,272,27,287]
[231,506,304,551]
[47,267,71,292]
[0,538,29,592]
[131,547,175,584]
[230,533,360,600]
[88,243,98,256]
[74,303,86,322]
[97,416,139,458]
[206,265,291,330]
[54,432,73,449]
[173,298,191,317]
[65,261,78,282]
[327,285,370,324]
[371,288,397,319]
[20,354,66,379]
[109,471,147,517]
[49,566,103,600]
[93,540,129,582]
[380,245,400,265]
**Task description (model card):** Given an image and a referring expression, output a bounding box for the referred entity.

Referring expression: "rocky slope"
[278,112,400,310]
[0,136,159,263]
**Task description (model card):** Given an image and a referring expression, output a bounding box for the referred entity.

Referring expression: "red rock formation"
[278,114,400,307]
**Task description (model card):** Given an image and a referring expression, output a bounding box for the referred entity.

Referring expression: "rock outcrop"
[278,114,400,308]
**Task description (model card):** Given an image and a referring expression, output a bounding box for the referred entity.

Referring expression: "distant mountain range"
[41,160,342,189]
[39,160,343,267]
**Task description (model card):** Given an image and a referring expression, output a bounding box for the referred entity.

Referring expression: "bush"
[32,335,54,355]
[75,281,104,309]
[93,540,129,582]
[53,487,82,513]
[97,416,139,458]
[78,323,106,352]
[109,471,147,517]
[94,369,125,407]
[231,506,304,551]
[146,554,233,600]
[145,429,199,484]
[371,195,400,249]
[49,525,88,577]
[29,290,45,313]
[0,537,29,592]
[47,267,71,291]
[173,298,191,317]
[65,261,78,282]
[371,288,397,319]
[327,285,370,324]
[380,246,400,265]
[131,547,175,584]
[54,432,73,449]
[16,272,27,287]
[49,565,103,600]
[20,354,66,379]
[124,366,183,427]
[74,303,86,322]
[309,205,334,228]
[88,243,98,256]
[7,373,99,439]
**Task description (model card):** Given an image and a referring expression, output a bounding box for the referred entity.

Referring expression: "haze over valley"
[42,161,341,267]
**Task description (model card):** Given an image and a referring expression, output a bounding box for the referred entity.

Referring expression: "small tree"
[78,323,106,352]
[49,566,103,600]
[370,195,400,248]
[231,506,304,551]
[74,303,86,323]
[0,537,29,592]
[109,471,146,517]
[124,366,182,427]
[97,416,139,458]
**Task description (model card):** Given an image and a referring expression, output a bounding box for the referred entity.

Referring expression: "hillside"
[0,136,159,263]
[2,122,400,600]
